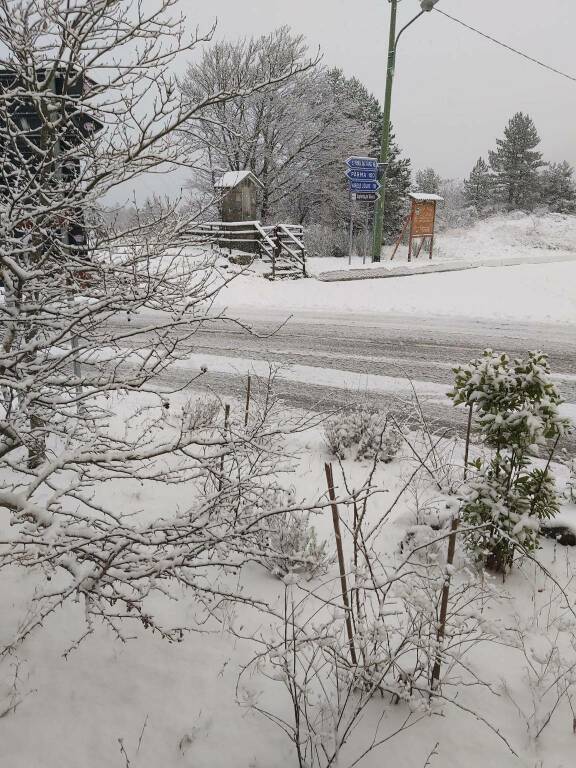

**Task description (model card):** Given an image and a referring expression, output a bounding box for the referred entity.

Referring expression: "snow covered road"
[109,309,576,449]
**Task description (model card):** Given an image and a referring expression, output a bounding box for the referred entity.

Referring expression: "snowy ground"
[3,212,576,767]
[211,213,576,324]
[2,386,576,768]
[309,211,576,274]
[217,260,576,324]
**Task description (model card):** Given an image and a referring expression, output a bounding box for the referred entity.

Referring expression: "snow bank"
[217,260,576,324]
[309,211,576,274]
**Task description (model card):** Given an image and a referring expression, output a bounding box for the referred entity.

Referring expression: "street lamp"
[371,0,439,262]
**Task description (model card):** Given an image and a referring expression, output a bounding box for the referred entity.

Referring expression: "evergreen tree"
[489,112,545,209]
[464,157,492,210]
[328,69,412,241]
[539,161,576,213]
[415,167,441,194]
[327,69,381,151]
[383,125,413,240]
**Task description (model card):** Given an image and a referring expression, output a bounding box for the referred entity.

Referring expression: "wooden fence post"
[430,517,459,694]
[244,375,251,428]
[219,403,230,491]
[463,403,473,480]
[272,225,282,280]
[325,462,358,667]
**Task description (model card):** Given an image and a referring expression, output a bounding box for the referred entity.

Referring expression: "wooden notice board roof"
[409,192,444,202]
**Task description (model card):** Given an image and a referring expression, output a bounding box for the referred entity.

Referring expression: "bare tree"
[0,0,316,648]
[179,27,363,222]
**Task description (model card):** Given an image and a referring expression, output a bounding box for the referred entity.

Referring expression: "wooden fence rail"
[178,220,307,279]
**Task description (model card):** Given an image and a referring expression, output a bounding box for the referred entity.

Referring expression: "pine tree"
[327,69,412,241]
[464,157,492,210]
[383,125,412,240]
[415,167,441,194]
[489,112,545,209]
[540,161,576,213]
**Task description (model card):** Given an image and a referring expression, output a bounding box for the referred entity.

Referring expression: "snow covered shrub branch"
[500,565,576,742]
[0,382,322,648]
[239,459,519,766]
[253,491,332,580]
[324,405,402,463]
[0,0,318,649]
[564,459,576,503]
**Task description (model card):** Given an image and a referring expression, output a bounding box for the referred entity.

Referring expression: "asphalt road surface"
[110,308,576,451]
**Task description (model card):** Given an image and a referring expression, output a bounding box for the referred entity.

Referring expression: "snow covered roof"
[214,170,263,189]
[410,192,444,202]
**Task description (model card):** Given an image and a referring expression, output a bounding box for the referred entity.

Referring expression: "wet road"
[110,308,576,448]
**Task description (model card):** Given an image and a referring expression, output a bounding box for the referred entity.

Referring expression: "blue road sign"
[349,180,381,193]
[346,156,378,170]
[346,168,377,181]
[352,192,380,202]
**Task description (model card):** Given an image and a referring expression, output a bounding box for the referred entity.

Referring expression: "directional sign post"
[349,181,381,193]
[346,156,378,170]
[345,157,380,264]
[352,192,380,203]
[346,168,378,182]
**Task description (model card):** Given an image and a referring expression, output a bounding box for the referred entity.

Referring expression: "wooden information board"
[390,194,443,262]
[411,200,437,237]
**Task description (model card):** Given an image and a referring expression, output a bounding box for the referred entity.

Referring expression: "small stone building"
[214,170,263,222]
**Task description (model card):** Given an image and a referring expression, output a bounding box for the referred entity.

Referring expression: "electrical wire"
[434,7,576,84]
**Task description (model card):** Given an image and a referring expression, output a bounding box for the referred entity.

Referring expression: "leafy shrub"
[462,463,560,571]
[325,407,402,462]
[258,508,331,580]
[449,350,571,572]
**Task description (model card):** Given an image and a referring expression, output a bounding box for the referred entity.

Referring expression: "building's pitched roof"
[410,192,444,202]
[214,170,264,189]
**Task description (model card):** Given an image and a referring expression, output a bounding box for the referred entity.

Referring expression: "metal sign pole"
[363,205,370,264]
[348,193,356,265]
[345,158,381,265]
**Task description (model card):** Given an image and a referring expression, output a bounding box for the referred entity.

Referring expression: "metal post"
[363,205,370,264]
[348,194,356,265]
[371,4,432,263]
[371,0,398,262]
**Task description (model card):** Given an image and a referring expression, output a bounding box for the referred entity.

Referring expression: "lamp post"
[371,0,439,262]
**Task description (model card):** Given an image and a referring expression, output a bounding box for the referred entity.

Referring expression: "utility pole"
[371,0,439,262]
[371,0,398,263]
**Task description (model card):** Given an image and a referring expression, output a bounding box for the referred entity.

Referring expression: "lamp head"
[420,0,440,10]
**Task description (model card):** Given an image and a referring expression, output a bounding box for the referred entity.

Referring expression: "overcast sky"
[133,0,576,201]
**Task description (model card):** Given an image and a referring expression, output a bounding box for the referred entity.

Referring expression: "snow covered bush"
[449,350,571,572]
[242,497,505,768]
[255,494,331,579]
[324,406,402,462]
[304,224,349,259]
[564,459,576,503]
